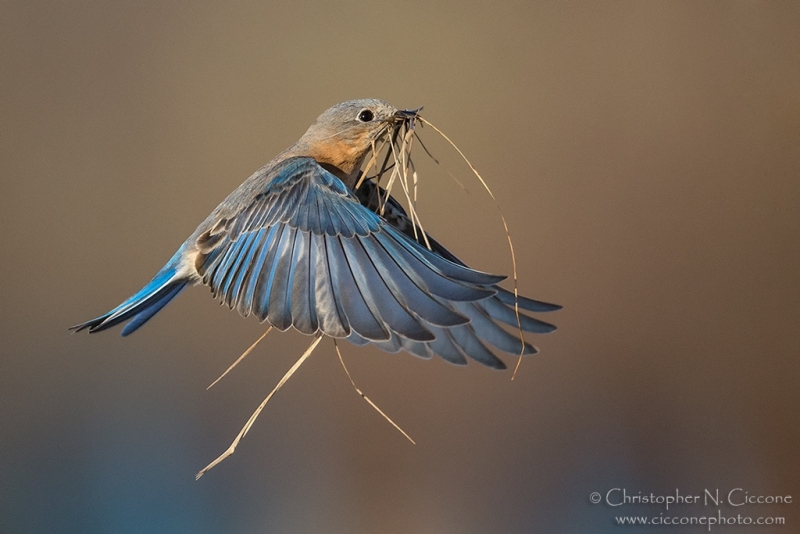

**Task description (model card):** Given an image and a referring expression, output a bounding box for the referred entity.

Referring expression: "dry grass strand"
[416,117,527,379]
[334,341,416,444]
[196,334,323,479]
[207,326,273,390]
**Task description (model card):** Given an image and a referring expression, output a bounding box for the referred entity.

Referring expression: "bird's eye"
[357,109,374,122]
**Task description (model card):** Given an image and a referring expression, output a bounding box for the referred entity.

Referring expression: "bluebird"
[71,99,559,369]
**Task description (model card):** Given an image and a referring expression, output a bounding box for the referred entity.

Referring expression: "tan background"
[2,1,798,533]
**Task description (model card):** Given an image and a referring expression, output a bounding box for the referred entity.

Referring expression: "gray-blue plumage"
[71,99,559,369]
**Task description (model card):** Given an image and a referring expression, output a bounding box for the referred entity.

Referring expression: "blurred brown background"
[1,1,798,533]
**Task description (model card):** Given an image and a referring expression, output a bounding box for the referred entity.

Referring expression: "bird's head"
[294,99,420,182]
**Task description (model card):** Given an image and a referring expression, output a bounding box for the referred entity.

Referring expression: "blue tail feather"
[70,266,186,335]
[120,282,186,336]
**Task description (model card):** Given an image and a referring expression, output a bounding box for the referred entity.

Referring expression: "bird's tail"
[70,264,188,336]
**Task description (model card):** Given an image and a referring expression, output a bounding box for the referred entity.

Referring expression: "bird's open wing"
[194,157,511,360]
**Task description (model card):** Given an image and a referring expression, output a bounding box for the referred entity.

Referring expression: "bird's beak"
[393,107,422,121]
[391,107,422,131]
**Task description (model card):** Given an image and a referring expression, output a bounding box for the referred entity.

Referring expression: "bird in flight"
[71,99,559,370]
